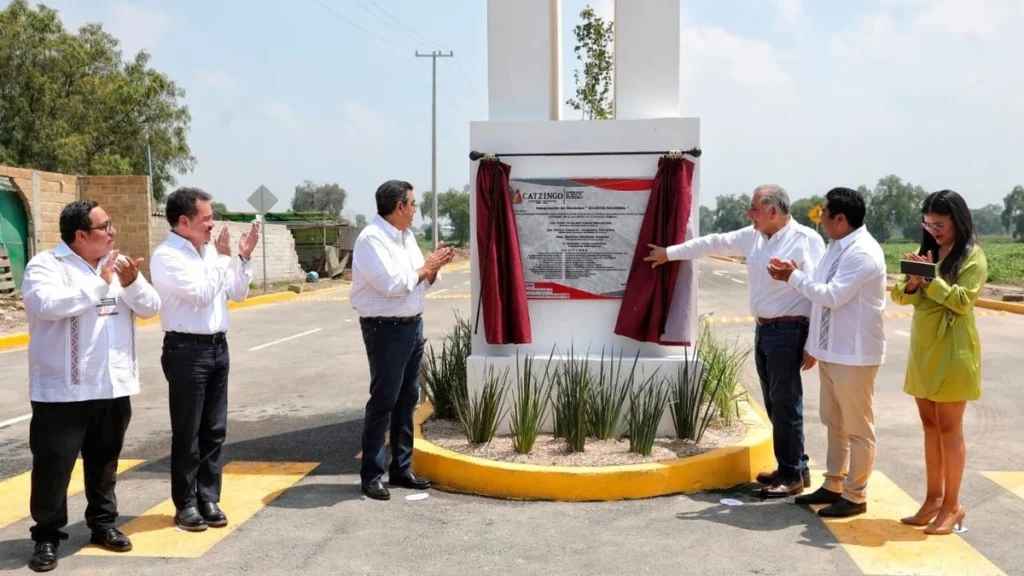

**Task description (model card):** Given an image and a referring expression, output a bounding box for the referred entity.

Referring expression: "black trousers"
[29,397,132,543]
[359,317,424,484]
[161,332,230,511]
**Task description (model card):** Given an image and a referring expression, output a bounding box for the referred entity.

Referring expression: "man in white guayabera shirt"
[351,179,455,501]
[645,184,826,498]
[768,187,887,518]
[20,200,161,573]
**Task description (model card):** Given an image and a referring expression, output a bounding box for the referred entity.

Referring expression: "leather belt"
[165,331,227,344]
[755,315,808,326]
[362,314,422,325]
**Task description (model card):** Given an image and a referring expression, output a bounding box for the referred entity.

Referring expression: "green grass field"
[883,238,1024,287]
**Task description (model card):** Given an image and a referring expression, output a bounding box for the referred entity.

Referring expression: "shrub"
[509,349,555,454]
[453,364,510,444]
[696,322,751,426]
[627,373,670,457]
[586,348,637,441]
[554,345,592,453]
[670,345,727,443]
[420,312,471,419]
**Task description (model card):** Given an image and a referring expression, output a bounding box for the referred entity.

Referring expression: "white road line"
[432,288,449,295]
[895,330,911,337]
[730,278,746,285]
[0,347,26,355]
[713,271,727,277]
[0,413,32,429]
[463,281,471,286]
[248,328,323,352]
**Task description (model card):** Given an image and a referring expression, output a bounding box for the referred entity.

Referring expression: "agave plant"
[627,372,670,457]
[695,322,751,426]
[420,312,472,419]
[554,345,592,453]
[670,344,726,443]
[509,348,555,454]
[453,364,511,444]
[586,347,637,440]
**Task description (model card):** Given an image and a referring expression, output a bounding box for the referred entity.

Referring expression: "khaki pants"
[818,361,879,504]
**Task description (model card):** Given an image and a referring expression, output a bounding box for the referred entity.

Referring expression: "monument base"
[467,353,700,437]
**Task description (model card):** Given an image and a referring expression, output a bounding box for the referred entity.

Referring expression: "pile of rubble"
[0,293,26,335]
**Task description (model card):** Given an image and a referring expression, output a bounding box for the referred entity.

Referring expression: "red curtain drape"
[475,158,532,345]
[614,155,695,344]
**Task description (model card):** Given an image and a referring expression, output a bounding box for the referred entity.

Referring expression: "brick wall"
[81,176,153,277]
[150,216,305,285]
[0,166,79,253]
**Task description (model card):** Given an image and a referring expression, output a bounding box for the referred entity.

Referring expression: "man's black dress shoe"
[362,479,391,500]
[794,486,843,506]
[817,497,867,518]
[174,506,208,532]
[90,527,132,552]
[389,473,431,490]
[199,502,228,527]
[28,541,59,573]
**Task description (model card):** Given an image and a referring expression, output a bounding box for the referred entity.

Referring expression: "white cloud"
[108,3,171,58]
[682,25,793,94]
[195,70,235,95]
[262,102,303,135]
[773,0,803,24]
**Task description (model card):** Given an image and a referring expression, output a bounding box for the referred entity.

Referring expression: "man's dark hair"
[165,187,213,227]
[375,180,413,217]
[59,200,100,245]
[824,187,866,229]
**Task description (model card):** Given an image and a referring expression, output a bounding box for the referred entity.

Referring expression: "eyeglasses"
[921,221,946,233]
[88,221,114,233]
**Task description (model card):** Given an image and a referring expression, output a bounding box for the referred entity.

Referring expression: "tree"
[566,6,614,120]
[791,195,826,229]
[355,214,367,228]
[864,175,926,243]
[972,203,1006,236]
[440,185,471,245]
[291,180,346,217]
[0,0,194,200]
[699,205,714,236]
[211,201,228,218]
[1002,185,1024,241]
[712,194,750,234]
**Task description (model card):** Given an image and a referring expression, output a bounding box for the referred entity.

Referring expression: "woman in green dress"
[891,190,986,536]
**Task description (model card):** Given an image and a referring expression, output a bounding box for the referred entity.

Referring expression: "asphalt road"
[1,258,1022,575]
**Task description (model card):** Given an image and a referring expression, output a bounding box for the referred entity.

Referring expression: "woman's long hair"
[919,190,976,283]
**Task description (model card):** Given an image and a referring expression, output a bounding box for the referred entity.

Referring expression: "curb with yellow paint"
[411,397,775,502]
[0,283,352,352]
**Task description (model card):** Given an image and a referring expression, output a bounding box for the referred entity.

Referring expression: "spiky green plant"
[510,348,555,454]
[695,322,751,426]
[627,373,670,457]
[670,345,727,443]
[586,347,637,440]
[452,365,510,444]
[554,345,592,452]
[420,312,472,419]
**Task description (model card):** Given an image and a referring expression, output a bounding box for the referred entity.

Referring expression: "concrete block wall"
[0,166,79,253]
[81,176,153,277]
[150,216,305,286]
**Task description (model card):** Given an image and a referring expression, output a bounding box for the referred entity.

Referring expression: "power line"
[442,59,485,117]
[360,0,450,52]
[309,0,416,51]
[451,57,487,113]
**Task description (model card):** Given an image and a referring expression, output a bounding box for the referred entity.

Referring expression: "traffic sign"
[247,185,278,215]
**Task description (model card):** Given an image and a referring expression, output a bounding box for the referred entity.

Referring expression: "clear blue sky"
[20,0,1024,220]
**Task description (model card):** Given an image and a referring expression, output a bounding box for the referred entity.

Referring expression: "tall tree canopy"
[567,5,614,120]
[290,180,346,217]
[0,0,194,200]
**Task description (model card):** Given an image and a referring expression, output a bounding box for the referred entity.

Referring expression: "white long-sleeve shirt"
[667,219,826,319]
[21,242,161,403]
[786,226,887,366]
[350,214,433,318]
[150,231,251,335]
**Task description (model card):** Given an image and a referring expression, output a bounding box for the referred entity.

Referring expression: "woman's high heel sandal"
[900,506,941,527]
[924,506,966,535]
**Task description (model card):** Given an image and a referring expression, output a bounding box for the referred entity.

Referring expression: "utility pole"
[415,49,453,249]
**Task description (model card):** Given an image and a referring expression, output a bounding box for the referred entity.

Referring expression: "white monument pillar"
[613,0,681,119]
[487,0,562,121]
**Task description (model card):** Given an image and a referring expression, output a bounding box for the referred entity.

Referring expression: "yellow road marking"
[981,471,1024,501]
[808,470,1005,575]
[76,461,318,558]
[0,459,145,530]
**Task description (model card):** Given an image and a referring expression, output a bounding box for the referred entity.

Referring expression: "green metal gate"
[0,177,30,292]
